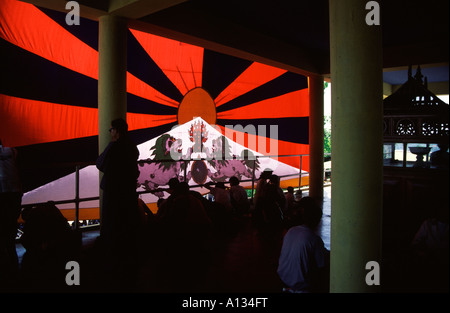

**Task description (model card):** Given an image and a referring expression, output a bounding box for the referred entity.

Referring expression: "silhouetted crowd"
[2,168,331,293]
[2,171,448,293]
[2,120,447,293]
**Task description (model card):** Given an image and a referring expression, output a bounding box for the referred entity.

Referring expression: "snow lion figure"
[137,134,190,197]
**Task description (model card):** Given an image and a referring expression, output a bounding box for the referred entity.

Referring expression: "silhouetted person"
[157,182,212,291]
[285,186,295,211]
[252,170,273,228]
[229,176,250,216]
[253,170,272,208]
[408,201,449,292]
[412,215,449,254]
[252,175,286,263]
[167,177,180,193]
[154,177,180,219]
[295,189,303,202]
[278,197,329,293]
[0,138,22,290]
[430,144,449,169]
[20,202,80,291]
[269,174,286,212]
[96,118,140,290]
[283,195,313,230]
[204,181,232,212]
[160,182,211,235]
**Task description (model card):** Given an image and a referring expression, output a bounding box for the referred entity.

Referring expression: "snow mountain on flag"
[137,117,256,192]
[136,117,305,198]
[22,117,307,216]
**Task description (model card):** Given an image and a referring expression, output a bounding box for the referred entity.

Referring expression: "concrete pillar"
[329,0,383,292]
[98,15,128,227]
[98,15,128,153]
[309,75,325,203]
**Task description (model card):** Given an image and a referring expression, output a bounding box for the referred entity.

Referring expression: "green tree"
[323,81,331,160]
[324,115,331,160]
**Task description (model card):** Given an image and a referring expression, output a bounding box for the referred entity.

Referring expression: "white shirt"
[277,225,327,292]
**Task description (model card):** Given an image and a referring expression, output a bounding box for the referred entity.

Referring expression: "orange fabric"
[0,0,180,107]
[215,63,286,107]
[0,94,98,147]
[0,94,177,147]
[0,0,310,165]
[126,72,180,107]
[217,89,309,119]
[177,87,216,124]
[279,176,309,189]
[217,125,309,171]
[130,28,204,96]
[127,112,177,131]
[0,0,98,80]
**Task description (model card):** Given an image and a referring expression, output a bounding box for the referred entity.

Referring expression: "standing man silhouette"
[96,118,140,289]
[0,139,22,289]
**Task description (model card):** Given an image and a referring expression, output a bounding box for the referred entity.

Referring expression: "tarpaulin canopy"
[1,0,310,209]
